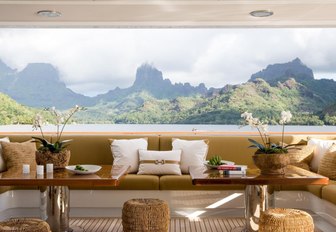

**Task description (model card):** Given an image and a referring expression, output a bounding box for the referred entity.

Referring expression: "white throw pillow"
[137,150,182,175]
[110,138,148,173]
[172,138,209,174]
[0,137,10,172]
[308,138,336,172]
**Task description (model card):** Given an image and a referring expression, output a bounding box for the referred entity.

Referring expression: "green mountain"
[0,62,95,109]
[79,59,334,125]
[2,58,336,125]
[249,58,336,108]
[0,92,37,124]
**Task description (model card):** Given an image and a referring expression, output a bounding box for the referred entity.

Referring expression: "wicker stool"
[0,218,51,232]
[122,198,170,232]
[259,208,314,232]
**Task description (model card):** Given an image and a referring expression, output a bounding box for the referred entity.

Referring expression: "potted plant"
[32,105,82,169]
[241,111,293,175]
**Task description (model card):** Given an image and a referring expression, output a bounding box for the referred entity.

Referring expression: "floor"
[69,217,245,232]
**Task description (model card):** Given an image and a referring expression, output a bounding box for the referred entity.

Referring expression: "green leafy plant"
[208,155,223,165]
[241,111,293,154]
[32,105,83,153]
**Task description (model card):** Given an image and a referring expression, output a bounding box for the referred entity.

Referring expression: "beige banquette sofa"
[0,133,335,206]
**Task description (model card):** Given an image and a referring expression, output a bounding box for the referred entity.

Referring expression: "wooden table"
[189,165,329,232]
[0,165,129,232]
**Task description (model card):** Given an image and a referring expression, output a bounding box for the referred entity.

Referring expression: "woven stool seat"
[0,218,51,232]
[259,208,314,232]
[122,198,170,232]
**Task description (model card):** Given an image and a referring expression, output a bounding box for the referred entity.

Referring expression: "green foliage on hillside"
[0,92,37,124]
[75,78,333,125]
[2,76,335,126]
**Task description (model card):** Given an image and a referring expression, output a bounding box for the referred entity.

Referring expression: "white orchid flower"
[280,111,292,124]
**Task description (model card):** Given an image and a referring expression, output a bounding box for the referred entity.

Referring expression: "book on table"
[217,165,247,175]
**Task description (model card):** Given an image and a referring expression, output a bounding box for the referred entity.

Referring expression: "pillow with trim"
[137,150,182,175]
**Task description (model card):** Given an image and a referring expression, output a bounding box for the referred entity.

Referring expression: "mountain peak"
[133,63,170,87]
[0,59,15,74]
[249,58,314,84]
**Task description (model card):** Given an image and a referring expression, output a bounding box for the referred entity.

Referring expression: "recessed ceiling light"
[36,10,62,18]
[250,10,273,17]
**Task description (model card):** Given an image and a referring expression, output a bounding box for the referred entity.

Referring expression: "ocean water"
[0,124,336,133]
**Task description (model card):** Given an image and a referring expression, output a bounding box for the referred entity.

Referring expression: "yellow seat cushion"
[321,180,336,205]
[71,174,160,190]
[159,175,244,190]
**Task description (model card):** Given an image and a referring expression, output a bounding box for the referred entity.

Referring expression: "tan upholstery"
[71,174,160,190]
[159,175,244,190]
[280,184,323,198]
[318,147,336,180]
[0,141,36,171]
[0,133,334,206]
[321,180,336,205]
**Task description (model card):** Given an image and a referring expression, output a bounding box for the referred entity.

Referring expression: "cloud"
[1,28,336,96]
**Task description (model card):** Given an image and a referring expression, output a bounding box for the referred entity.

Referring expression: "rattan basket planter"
[36,150,71,169]
[253,153,290,175]
[0,218,51,232]
[122,198,170,232]
[259,208,314,232]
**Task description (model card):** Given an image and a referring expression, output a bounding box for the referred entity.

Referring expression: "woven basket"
[0,218,51,232]
[259,208,314,232]
[122,198,170,232]
[35,150,70,169]
[253,153,290,175]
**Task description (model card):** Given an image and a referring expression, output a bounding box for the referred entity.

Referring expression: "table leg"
[245,185,269,232]
[40,186,72,232]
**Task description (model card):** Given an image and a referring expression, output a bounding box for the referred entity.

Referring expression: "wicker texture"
[253,153,290,175]
[259,208,314,232]
[318,148,336,180]
[122,198,170,232]
[288,145,314,170]
[36,150,71,169]
[0,218,51,232]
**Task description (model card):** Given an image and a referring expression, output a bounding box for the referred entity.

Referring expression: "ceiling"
[0,0,336,27]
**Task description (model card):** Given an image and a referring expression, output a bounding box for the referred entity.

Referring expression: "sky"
[0,28,336,97]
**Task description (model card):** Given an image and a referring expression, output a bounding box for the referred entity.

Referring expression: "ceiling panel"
[0,0,335,27]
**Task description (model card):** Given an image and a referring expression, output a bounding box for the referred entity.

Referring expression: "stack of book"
[217,165,247,175]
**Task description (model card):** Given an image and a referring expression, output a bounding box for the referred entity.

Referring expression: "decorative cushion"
[0,140,36,171]
[287,144,314,170]
[137,150,182,175]
[172,138,209,174]
[318,144,336,180]
[110,138,148,173]
[0,137,10,172]
[308,138,336,172]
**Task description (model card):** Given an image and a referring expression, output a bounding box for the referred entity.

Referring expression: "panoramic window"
[1,28,336,132]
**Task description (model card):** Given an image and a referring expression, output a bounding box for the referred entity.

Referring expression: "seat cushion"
[71,174,160,190]
[321,180,336,205]
[279,184,323,198]
[159,175,245,190]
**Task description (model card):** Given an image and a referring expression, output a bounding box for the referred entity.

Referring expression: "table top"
[189,165,329,186]
[0,165,129,187]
